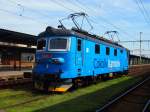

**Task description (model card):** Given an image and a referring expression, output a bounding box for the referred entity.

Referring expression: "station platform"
[0,70,31,77]
[0,70,32,85]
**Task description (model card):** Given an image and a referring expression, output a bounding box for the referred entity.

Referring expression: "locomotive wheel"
[73,78,88,88]
[101,74,108,81]
[43,82,49,92]
[72,79,79,89]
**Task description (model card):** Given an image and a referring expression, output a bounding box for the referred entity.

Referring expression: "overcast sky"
[0,0,150,57]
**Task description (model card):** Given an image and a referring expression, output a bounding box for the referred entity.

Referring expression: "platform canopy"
[0,29,37,46]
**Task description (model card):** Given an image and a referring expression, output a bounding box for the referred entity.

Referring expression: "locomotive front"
[32,28,75,92]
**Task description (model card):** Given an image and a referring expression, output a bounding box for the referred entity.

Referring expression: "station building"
[129,54,150,65]
[0,29,36,71]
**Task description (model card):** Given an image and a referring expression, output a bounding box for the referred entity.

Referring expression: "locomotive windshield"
[37,39,46,50]
[49,38,69,51]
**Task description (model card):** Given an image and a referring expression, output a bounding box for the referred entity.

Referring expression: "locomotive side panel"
[74,36,129,77]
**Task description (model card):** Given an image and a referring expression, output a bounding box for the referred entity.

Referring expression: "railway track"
[95,75,150,112]
[0,84,54,110]
[0,71,32,87]
[0,94,50,110]
[0,65,149,112]
[143,99,150,112]
[0,64,149,87]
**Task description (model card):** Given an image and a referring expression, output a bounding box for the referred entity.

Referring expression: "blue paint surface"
[33,35,129,79]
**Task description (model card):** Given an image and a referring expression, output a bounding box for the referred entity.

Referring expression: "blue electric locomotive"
[33,26,129,92]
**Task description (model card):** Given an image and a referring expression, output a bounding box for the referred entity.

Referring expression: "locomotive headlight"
[50,58,65,64]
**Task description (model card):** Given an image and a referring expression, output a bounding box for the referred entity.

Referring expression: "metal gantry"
[116,37,150,58]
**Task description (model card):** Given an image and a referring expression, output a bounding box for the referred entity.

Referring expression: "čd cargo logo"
[94,59,107,68]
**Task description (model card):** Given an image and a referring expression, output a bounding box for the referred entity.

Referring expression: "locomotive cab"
[35,36,72,73]
[33,35,75,92]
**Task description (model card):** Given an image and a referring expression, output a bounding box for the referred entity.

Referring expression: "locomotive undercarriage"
[33,74,73,92]
[33,70,128,92]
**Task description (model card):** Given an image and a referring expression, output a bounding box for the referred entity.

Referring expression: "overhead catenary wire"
[7,0,53,19]
[67,0,110,33]
[134,0,150,26]
[6,0,93,31]
[75,0,98,15]
[2,0,146,40]
[139,0,150,20]
[50,0,93,32]
[52,0,137,41]
[68,0,87,13]
[2,1,147,40]
[0,0,53,25]
[50,0,114,38]
[73,0,136,40]
[53,0,113,36]
[51,0,77,13]
[48,0,108,33]
[71,1,122,41]
[71,0,109,30]
[51,0,125,38]
[0,8,48,25]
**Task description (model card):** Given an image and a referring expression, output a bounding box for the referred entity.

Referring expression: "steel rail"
[95,76,150,112]
[142,99,150,112]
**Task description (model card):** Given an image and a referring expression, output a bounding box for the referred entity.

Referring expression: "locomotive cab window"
[106,47,110,55]
[95,44,100,54]
[120,50,123,53]
[114,49,117,56]
[77,39,81,51]
[37,39,46,51]
[49,38,69,51]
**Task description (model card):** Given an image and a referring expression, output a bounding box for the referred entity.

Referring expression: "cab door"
[76,38,83,74]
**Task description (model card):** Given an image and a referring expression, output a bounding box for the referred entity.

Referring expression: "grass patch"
[1,76,141,112]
